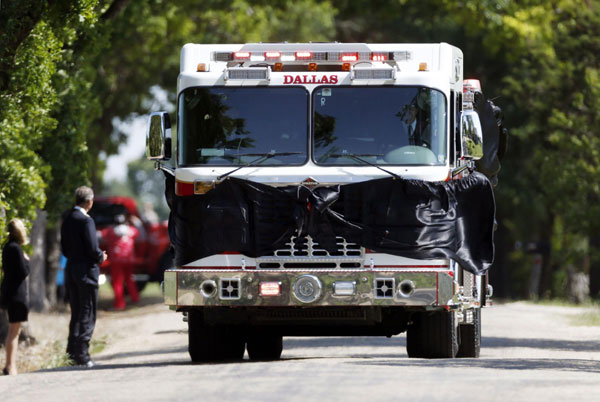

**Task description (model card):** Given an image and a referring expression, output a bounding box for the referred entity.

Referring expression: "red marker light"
[233,51,251,59]
[265,51,281,59]
[259,282,281,297]
[371,53,387,62]
[341,53,358,62]
[296,51,312,60]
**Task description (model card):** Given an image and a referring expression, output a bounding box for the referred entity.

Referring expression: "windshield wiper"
[217,151,302,181]
[330,153,401,179]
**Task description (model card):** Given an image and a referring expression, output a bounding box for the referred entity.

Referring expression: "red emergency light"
[233,51,251,60]
[265,51,281,59]
[295,51,312,60]
[341,53,358,62]
[371,53,388,62]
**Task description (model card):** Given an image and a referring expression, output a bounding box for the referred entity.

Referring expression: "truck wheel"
[247,333,283,361]
[188,311,245,362]
[457,308,481,358]
[406,310,458,358]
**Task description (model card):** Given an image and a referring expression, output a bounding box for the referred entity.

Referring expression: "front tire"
[188,311,245,362]
[457,308,481,358]
[247,332,283,361]
[406,310,459,358]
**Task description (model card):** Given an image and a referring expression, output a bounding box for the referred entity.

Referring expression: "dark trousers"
[66,272,98,364]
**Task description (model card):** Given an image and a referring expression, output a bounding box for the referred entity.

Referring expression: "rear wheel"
[457,308,481,358]
[188,311,245,362]
[247,332,283,361]
[406,310,459,358]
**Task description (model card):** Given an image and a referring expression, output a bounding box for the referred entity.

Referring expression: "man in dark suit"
[61,186,107,367]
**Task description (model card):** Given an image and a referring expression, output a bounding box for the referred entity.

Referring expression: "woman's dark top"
[0,240,30,308]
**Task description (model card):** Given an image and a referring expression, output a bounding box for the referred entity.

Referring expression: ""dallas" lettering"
[283,75,339,85]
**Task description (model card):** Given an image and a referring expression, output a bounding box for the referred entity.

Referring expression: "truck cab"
[147,43,495,361]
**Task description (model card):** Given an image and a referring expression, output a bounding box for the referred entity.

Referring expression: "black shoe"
[2,368,8,375]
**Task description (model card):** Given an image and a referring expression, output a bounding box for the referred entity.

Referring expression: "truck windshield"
[178,87,308,166]
[313,87,447,165]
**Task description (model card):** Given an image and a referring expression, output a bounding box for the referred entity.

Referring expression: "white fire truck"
[146,42,496,361]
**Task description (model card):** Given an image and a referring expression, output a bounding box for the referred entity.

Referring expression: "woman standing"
[1,219,30,375]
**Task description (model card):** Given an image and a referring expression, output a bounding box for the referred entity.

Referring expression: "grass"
[568,311,600,326]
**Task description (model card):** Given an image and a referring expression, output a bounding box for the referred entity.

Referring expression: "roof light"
[342,63,351,71]
[418,62,428,71]
[341,53,358,62]
[259,282,281,297]
[308,63,318,71]
[371,53,388,62]
[273,62,283,72]
[463,79,482,93]
[281,55,296,62]
[295,51,312,60]
[265,51,281,59]
[250,54,265,62]
[233,51,250,60]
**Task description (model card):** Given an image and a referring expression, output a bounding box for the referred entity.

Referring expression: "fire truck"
[146,43,501,361]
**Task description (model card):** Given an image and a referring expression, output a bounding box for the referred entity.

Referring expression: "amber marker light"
[342,63,351,71]
[273,62,283,72]
[259,282,282,296]
[308,63,318,71]
[419,62,428,71]
[194,180,215,195]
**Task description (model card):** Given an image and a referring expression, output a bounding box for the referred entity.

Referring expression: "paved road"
[2,302,599,402]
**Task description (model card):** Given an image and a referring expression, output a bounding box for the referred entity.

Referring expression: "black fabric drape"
[164,172,495,275]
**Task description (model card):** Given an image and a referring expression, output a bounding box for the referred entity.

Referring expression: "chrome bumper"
[164,269,455,308]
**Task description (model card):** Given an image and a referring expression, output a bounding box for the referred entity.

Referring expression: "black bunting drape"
[164,171,495,275]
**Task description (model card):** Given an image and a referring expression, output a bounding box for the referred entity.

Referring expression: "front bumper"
[164,268,455,308]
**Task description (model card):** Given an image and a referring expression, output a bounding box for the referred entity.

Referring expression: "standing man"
[61,186,107,367]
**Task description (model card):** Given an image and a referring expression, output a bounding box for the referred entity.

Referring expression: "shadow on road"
[285,335,600,353]
[352,358,600,373]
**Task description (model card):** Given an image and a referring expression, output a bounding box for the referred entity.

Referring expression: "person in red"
[106,214,140,310]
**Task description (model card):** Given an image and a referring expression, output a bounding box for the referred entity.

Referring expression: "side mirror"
[146,112,172,160]
[460,109,483,160]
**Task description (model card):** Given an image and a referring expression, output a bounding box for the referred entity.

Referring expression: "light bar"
[259,282,281,297]
[226,67,270,81]
[352,68,395,80]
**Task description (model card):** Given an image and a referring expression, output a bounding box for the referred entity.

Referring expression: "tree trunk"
[589,236,600,300]
[45,225,61,307]
[537,215,554,299]
[28,209,48,312]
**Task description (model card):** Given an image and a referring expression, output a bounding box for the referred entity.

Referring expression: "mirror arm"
[155,161,175,176]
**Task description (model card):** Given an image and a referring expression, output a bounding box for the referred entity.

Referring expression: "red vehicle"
[89,196,172,288]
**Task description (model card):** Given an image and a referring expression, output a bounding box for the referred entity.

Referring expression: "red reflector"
[371,53,387,61]
[341,53,358,62]
[295,51,312,59]
[259,282,281,296]
[234,51,250,59]
[265,51,281,59]
[175,180,194,196]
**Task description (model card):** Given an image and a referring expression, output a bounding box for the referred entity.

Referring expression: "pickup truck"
[89,196,172,289]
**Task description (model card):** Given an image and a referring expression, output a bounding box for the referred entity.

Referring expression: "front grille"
[270,235,362,258]
[220,278,241,300]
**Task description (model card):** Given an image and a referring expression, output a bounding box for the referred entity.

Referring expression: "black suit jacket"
[0,240,30,307]
[61,207,104,287]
